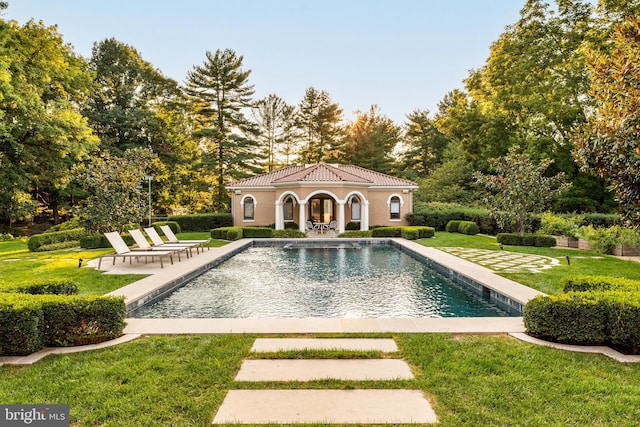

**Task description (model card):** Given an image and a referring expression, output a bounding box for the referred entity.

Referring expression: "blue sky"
[6,1,526,124]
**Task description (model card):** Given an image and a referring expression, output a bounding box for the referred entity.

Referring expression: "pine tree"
[185,49,259,211]
[295,87,343,164]
[253,94,297,171]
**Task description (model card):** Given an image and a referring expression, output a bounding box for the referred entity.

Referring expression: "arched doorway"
[309,194,334,224]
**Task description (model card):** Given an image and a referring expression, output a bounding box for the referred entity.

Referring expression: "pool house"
[227,163,419,233]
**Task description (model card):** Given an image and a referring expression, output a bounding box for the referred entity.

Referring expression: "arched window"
[283,197,294,221]
[389,196,401,220]
[243,196,254,221]
[350,196,361,221]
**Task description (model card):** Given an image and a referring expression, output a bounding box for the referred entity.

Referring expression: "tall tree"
[185,49,259,211]
[474,145,570,234]
[252,94,297,171]
[0,18,98,224]
[342,105,400,174]
[401,109,450,179]
[573,16,640,223]
[295,87,344,164]
[73,148,156,233]
[86,38,203,215]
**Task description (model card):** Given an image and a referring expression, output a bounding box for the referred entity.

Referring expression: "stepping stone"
[251,337,398,352]
[212,389,437,424]
[235,359,414,381]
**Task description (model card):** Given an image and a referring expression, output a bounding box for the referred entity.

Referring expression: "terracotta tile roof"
[228,163,418,188]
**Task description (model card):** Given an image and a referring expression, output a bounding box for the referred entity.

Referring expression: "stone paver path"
[212,338,437,424]
[438,247,561,273]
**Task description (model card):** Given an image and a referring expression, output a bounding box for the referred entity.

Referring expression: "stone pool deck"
[96,237,542,334]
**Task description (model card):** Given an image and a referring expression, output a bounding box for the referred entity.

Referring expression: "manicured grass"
[419,232,640,294]
[0,233,227,295]
[1,334,639,426]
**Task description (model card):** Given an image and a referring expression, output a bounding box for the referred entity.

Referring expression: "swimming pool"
[131,245,517,318]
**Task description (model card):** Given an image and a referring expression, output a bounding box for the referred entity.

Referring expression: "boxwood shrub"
[563,275,640,293]
[445,220,461,233]
[16,280,78,296]
[151,221,181,234]
[27,228,86,252]
[458,221,480,235]
[168,213,233,232]
[371,227,403,237]
[241,227,273,238]
[272,229,306,238]
[400,228,419,240]
[0,294,125,356]
[497,233,556,247]
[338,230,373,238]
[211,227,241,240]
[80,234,109,249]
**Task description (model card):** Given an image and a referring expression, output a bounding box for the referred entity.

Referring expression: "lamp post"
[144,176,153,226]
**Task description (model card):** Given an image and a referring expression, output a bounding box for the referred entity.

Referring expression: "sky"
[6,0,527,125]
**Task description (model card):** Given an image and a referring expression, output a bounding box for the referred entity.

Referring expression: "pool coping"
[106,238,545,333]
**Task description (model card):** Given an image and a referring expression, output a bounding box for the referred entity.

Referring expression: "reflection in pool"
[132,246,517,318]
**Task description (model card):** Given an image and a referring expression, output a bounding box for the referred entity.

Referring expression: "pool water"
[132,246,515,318]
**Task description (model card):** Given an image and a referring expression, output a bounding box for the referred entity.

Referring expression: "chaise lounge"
[99,231,174,269]
[128,228,192,260]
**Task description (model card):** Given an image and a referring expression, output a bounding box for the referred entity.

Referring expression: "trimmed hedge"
[497,233,556,247]
[445,220,461,233]
[80,232,135,249]
[401,228,419,240]
[338,230,373,238]
[524,293,609,345]
[272,229,306,238]
[27,228,86,252]
[458,221,480,235]
[16,280,78,296]
[151,221,181,234]
[211,227,242,241]
[168,213,233,232]
[406,206,500,234]
[241,227,273,238]
[371,227,403,237]
[563,275,640,293]
[0,294,125,356]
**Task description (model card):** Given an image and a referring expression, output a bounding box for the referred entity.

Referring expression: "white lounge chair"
[159,225,210,249]
[144,227,201,255]
[128,228,191,260]
[99,231,174,269]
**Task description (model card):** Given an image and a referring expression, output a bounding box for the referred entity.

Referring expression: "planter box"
[553,236,579,248]
[611,244,640,256]
[578,239,592,251]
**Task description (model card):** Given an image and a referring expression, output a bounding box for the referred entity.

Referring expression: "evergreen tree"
[401,109,450,179]
[295,87,343,164]
[185,49,259,211]
[253,94,297,171]
[342,105,400,174]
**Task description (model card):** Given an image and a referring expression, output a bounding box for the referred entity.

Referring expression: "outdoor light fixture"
[144,176,153,226]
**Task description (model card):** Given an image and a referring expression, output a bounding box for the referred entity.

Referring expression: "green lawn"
[1,333,639,426]
[418,232,640,294]
[0,233,226,295]
[2,232,640,425]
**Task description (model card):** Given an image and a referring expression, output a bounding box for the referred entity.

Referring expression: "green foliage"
[79,234,109,249]
[27,228,86,252]
[185,49,260,211]
[581,213,621,228]
[457,221,480,235]
[409,203,498,234]
[0,293,125,355]
[573,16,640,224]
[241,227,273,238]
[445,220,461,233]
[371,227,403,237]
[538,212,582,237]
[401,109,450,179]
[496,233,556,247]
[73,148,156,233]
[524,293,609,345]
[342,105,400,175]
[210,227,243,241]
[151,221,181,234]
[16,280,78,296]
[168,213,232,232]
[400,228,419,240]
[45,218,82,233]
[253,94,297,172]
[337,230,373,238]
[345,221,361,231]
[563,275,640,293]
[271,229,306,238]
[474,146,570,234]
[576,225,640,254]
[295,87,344,164]
[283,221,299,230]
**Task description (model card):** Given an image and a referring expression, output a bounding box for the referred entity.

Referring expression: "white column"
[274,200,283,230]
[338,201,345,234]
[362,201,370,231]
[298,201,307,232]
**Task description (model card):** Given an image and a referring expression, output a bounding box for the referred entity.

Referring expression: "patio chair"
[99,231,173,269]
[144,227,202,255]
[328,220,337,230]
[159,225,211,249]
[128,228,191,260]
